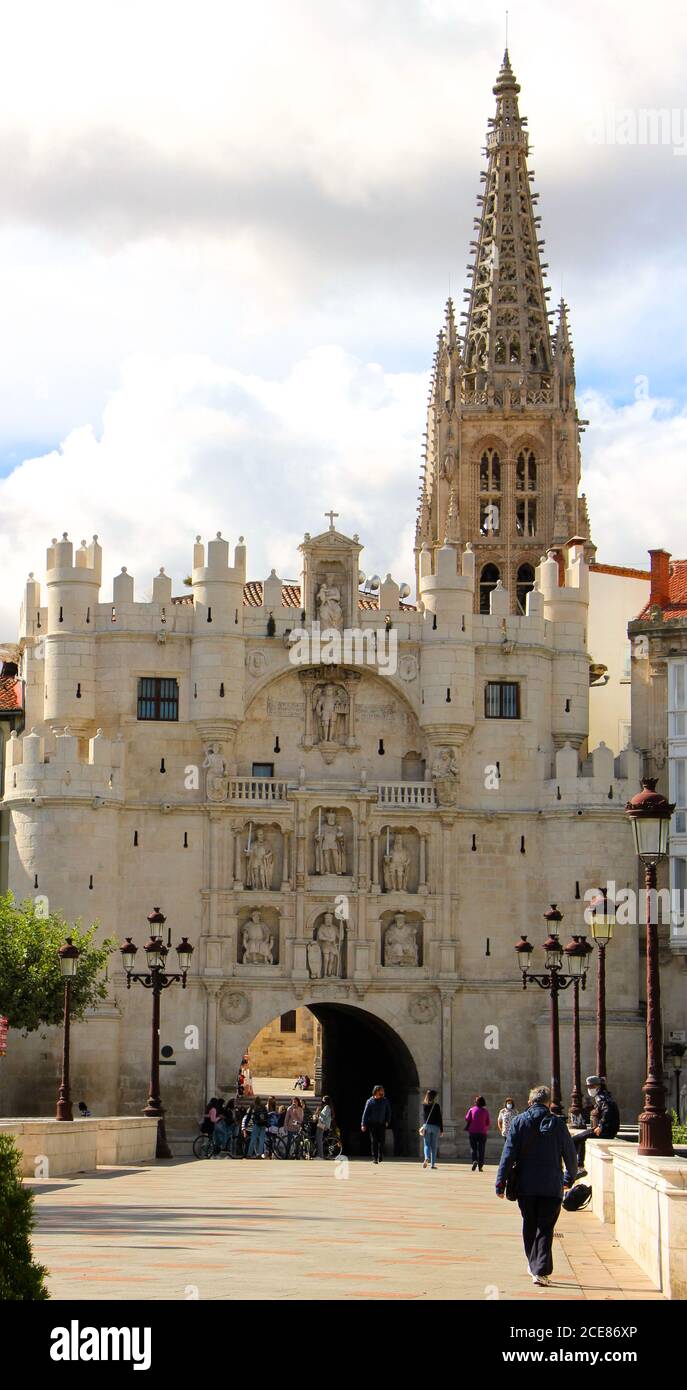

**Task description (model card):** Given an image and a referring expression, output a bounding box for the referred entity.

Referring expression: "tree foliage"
[0,1134,50,1299]
[0,893,114,1034]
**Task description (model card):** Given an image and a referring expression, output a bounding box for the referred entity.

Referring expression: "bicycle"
[193,1129,241,1159]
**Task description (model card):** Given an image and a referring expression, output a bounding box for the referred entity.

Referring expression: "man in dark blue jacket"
[361,1085,392,1163]
[495,1084,577,1286]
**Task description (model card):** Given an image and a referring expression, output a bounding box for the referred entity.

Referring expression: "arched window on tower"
[515,449,537,538]
[480,563,501,615]
[516,563,536,615]
[479,447,501,537]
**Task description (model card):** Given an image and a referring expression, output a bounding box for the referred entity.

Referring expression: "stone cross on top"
[325,509,339,532]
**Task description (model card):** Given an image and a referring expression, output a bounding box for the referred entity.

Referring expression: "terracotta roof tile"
[173,583,415,612]
[0,677,22,711]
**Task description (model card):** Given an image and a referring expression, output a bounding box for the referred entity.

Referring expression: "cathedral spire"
[414,52,593,604]
[462,49,552,390]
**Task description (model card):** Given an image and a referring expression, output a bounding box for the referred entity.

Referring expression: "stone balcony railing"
[225,777,438,808]
[227,778,290,803]
[377,782,437,808]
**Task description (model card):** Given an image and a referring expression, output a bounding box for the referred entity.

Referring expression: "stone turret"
[419,541,475,749]
[43,534,102,736]
[191,532,247,742]
[538,541,590,749]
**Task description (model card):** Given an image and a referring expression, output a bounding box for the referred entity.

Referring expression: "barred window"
[137,677,179,722]
[485,681,520,719]
[280,1011,297,1034]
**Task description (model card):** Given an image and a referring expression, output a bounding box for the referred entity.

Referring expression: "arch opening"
[242,1002,422,1158]
[308,1002,421,1157]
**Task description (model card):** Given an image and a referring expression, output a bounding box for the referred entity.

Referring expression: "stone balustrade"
[377,782,437,808]
[227,777,291,803]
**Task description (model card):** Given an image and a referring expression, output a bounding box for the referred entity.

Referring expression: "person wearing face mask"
[497,1097,517,1141]
[572,1075,620,1176]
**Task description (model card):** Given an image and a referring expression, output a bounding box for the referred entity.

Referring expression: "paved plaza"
[28,1157,663,1302]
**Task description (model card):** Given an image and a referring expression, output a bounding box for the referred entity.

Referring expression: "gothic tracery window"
[479,563,501,614]
[479,448,501,537]
[515,449,538,537]
[516,563,536,615]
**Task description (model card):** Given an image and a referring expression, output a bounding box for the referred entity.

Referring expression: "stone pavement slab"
[28,1159,664,1302]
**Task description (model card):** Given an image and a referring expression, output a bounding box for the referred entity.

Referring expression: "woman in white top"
[497,1097,517,1139]
[315,1095,333,1159]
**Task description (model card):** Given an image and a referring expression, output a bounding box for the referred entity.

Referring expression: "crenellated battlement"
[4,726,125,803]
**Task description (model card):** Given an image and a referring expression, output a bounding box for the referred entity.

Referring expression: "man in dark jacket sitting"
[572,1075,620,1175]
[495,1084,577,1287]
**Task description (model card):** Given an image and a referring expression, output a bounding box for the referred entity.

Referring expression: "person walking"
[572,1075,620,1177]
[315,1095,333,1158]
[465,1095,491,1170]
[361,1084,391,1163]
[497,1097,517,1141]
[495,1084,577,1287]
[420,1089,443,1169]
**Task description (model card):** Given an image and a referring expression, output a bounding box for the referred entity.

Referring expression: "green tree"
[0,893,114,1034]
[0,1134,50,1299]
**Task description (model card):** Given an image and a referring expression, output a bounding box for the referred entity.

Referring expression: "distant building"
[588,562,650,754]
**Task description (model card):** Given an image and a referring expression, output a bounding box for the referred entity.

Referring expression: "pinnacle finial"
[493,47,520,95]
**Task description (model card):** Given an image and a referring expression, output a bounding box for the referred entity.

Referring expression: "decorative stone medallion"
[220,988,250,1024]
[408,992,438,1024]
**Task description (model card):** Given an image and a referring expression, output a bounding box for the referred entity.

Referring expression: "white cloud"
[581,388,687,567]
[0,348,425,634]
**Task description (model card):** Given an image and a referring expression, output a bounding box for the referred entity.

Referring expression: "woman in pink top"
[465,1095,491,1171]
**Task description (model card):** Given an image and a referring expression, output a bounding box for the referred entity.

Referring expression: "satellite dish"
[358,571,366,585]
[369,575,381,591]
[399,583,411,599]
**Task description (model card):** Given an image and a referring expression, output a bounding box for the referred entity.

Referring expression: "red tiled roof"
[0,677,22,711]
[173,583,415,612]
[637,559,687,620]
[590,562,650,580]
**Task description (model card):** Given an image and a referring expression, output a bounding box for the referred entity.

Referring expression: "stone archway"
[307,1001,421,1157]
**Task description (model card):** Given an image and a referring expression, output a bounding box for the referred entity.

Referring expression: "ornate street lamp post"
[564,934,594,1122]
[56,937,80,1122]
[625,779,674,1157]
[589,887,615,1080]
[120,909,194,1160]
[515,906,586,1117]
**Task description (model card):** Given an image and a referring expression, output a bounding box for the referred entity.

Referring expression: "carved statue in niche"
[315,810,347,875]
[316,573,344,630]
[383,834,410,892]
[308,911,343,978]
[431,747,459,806]
[384,912,419,967]
[313,682,348,745]
[244,827,274,890]
[557,430,569,481]
[203,746,228,802]
[241,909,274,965]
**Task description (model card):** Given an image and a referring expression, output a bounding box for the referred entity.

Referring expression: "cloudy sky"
[0,0,685,631]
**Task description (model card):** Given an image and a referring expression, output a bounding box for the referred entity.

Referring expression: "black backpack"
[254,1107,269,1127]
[563,1183,592,1212]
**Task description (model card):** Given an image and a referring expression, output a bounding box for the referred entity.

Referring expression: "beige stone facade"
[0,527,652,1153]
[0,51,678,1155]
